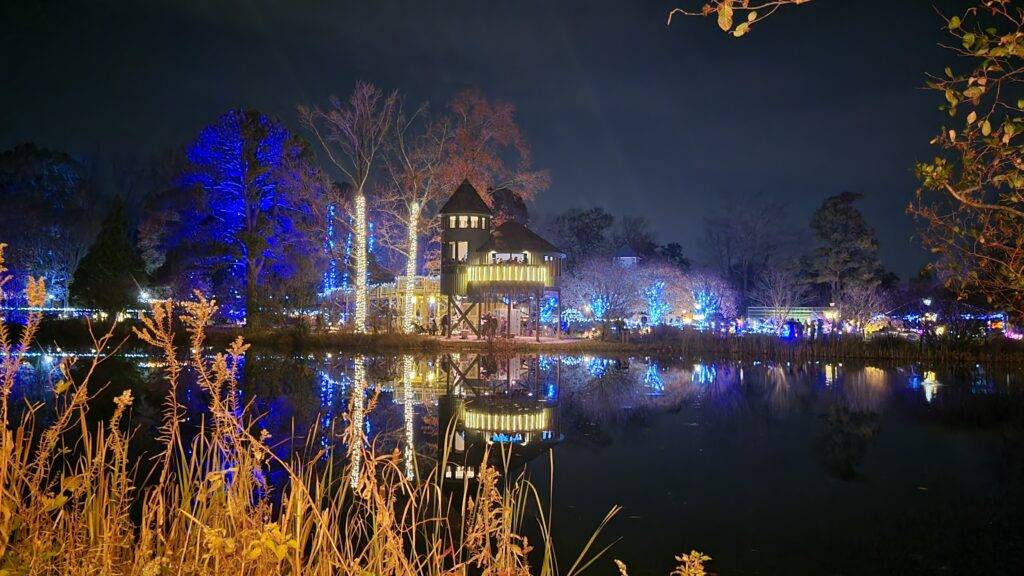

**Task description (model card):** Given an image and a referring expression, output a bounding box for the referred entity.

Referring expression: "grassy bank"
[16,317,1024,363]
[226,327,1024,364]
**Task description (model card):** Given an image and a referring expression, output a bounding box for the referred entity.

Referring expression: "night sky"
[2,0,974,277]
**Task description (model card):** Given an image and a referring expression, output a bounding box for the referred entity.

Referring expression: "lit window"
[449,216,456,228]
[456,241,469,261]
[470,216,478,228]
[482,218,487,229]
[448,242,457,260]
[459,215,469,228]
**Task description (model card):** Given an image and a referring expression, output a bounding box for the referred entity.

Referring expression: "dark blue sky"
[1,0,971,277]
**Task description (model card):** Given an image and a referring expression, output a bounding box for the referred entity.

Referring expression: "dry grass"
[0,243,709,575]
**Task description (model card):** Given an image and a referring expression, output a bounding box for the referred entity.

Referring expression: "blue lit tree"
[562,256,640,336]
[637,261,688,326]
[685,270,738,329]
[643,280,670,325]
[177,109,323,325]
[0,143,97,307]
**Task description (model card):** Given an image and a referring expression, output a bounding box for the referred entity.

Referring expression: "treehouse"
[439,180,565,339]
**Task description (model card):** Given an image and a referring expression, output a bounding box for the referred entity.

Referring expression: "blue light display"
[644,280,670,325]
[180,109,315,322]
[590,295,610,320]
[643,361,664,394]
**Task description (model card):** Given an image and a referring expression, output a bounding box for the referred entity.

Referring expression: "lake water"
[13,351,1024,574]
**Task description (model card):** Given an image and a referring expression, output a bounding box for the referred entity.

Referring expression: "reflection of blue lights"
[587,357,609,378]
[559,355,584,367]
[692,363,716,385]
[538,356,556,372]
[317,370,343,451]
[643,362,664,394]
[491,432,525,444]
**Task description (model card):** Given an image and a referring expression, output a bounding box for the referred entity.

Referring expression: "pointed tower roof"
[439,179,493,215]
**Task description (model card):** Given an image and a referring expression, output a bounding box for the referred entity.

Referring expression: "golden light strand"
[349,355,365,488]
[402,354,415,480]
[402,201,419,334]
[354,194,368,333]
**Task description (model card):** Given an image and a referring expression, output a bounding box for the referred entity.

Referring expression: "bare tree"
[836,280,889,334]
[562,257,641,335]
[701,193,793,306]
[751,265,809,325]
[441,89,550,204]
[299,82,397,333]
[376,101,454,332]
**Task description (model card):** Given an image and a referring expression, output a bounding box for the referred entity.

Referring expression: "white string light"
[402,354,415,480]
[354,194,368,333]
[350,355,365,488]
[402,201,419,334]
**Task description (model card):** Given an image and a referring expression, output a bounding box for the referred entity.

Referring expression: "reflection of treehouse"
[439,354,562,483]
[440,180,565,340]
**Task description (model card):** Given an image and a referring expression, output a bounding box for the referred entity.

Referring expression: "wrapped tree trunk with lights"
[300,82,397,333]
[378,102,456,334]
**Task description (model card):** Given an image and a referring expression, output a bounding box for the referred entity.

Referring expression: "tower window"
[470,216,479,228]
[459,215,469,228]
[448,216,456,229]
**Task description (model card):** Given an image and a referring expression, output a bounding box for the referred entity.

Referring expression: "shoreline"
[217,327,1024,364]
[22,320,1024,363]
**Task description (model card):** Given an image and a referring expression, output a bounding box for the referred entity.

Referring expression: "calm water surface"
[14,351,1024,575]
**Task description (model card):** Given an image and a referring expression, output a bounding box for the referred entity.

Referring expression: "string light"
[354,195,368,333]
[350,355,366,488]
[402,355,415,480]
[402,201,419,334]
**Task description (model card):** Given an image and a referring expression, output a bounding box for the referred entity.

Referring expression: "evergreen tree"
[71,197,147,312]
[805,191,884,300]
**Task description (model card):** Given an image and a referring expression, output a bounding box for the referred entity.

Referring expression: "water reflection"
[10,350,1023,574]
[438,355,562,482]
[11,352,1024,487]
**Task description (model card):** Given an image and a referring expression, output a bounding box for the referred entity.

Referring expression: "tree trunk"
[402,203,420,334]
[354,194,368,333]
[246,257,260,330]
